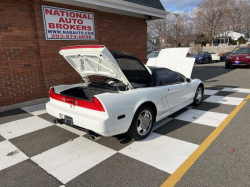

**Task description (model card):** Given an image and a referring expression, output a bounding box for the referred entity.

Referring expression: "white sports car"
[46,45,204,140]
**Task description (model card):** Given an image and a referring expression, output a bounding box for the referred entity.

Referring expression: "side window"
[156,69,184,85]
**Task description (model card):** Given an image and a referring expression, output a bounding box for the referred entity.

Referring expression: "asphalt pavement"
[176,62,250,187]
[0,61,250,187]
[192,62,250,88]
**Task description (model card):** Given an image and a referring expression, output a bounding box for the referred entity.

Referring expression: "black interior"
[60,86,117,101]
[110,50,152,86]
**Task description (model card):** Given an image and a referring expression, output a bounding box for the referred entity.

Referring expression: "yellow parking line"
[161,93,250,187]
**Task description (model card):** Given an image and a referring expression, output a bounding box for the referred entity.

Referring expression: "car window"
[152,52,159,57]
[148,52,154,57]
[194,52,205,56]
[156,69,184,85]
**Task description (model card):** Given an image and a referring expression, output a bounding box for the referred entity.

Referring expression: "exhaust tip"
[89,135,97,140]
[53,118,64,125]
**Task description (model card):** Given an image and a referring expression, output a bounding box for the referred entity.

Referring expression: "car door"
[156,69,191,112]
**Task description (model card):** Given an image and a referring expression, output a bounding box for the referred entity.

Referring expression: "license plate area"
[235,61,240,64]
[64,115,74,126]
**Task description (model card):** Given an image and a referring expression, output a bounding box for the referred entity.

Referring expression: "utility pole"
[174,13,179,47]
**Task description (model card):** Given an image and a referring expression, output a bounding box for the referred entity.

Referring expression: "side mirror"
[185,78,191,83]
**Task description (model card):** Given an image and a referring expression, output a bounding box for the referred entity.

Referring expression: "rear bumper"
[212,57,220,61]
[46,100,115,136]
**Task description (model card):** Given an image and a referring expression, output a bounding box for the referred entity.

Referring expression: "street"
[0,62,250,187]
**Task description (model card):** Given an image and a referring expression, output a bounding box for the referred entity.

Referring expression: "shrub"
[238,36,245,44]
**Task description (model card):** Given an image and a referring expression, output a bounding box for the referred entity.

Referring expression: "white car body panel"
[146,48,195,78]
[46,46,203,137]
[211,53,220,61]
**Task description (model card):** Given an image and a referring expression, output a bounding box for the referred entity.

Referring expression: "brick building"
[0,0,166,110]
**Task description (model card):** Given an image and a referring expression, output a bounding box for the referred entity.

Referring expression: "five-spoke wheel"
[127,105,155,140]
[193,85,203,106]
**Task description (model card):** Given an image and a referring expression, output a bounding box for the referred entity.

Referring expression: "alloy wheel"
[137,110,152,136]
[196,87,203,103]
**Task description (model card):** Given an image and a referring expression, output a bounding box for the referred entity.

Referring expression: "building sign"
[42,6,95,40]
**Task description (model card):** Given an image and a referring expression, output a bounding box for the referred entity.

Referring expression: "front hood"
[229,54,248,58]
[146,48,195,78]
[59,45,132,89]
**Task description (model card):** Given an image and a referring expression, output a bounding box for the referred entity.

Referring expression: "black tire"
[126,105,155,140]
[193,85,203,106]
[225,65,230,69]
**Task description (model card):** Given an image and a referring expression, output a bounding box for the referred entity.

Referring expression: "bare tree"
[147,13,175,49]
[193,0,227,42]
[147,0,250,48]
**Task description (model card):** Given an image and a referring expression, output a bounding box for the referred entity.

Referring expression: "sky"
[160,0,202,12]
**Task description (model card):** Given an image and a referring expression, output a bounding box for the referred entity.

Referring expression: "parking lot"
[1,62,250,187]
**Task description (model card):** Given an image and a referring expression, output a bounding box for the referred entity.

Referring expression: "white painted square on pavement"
[175,109,228,127]
[119,132,199,174]
[31,137,116,184]
[222,87,250,93]
[204,89,219,96]
[0,141,28,171]
[0,116,52,140]
[21,103,46,115]
[204,95,244,106]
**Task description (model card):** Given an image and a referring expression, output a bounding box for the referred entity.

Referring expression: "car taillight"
[49,88,105,112]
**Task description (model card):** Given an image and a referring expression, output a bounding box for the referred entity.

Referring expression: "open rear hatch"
[146,48,195,78]
[59,45,133,89]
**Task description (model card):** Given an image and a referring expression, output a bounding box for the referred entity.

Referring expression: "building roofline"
[148,39,157,46]
[44,0,167,19]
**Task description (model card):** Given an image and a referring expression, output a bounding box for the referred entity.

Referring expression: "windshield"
[148,51,160,57]
[231,48,250,54]
[193,52,205,56]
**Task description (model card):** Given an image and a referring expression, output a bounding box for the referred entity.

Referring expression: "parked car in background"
[47,46,203,140]
[210,52,220,62]
[191,52,212,64]
[225,47,250,69]
[147,51,160,60]
[220,52,230,62]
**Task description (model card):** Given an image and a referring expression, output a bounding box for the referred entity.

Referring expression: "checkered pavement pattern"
[0,87,250,187]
